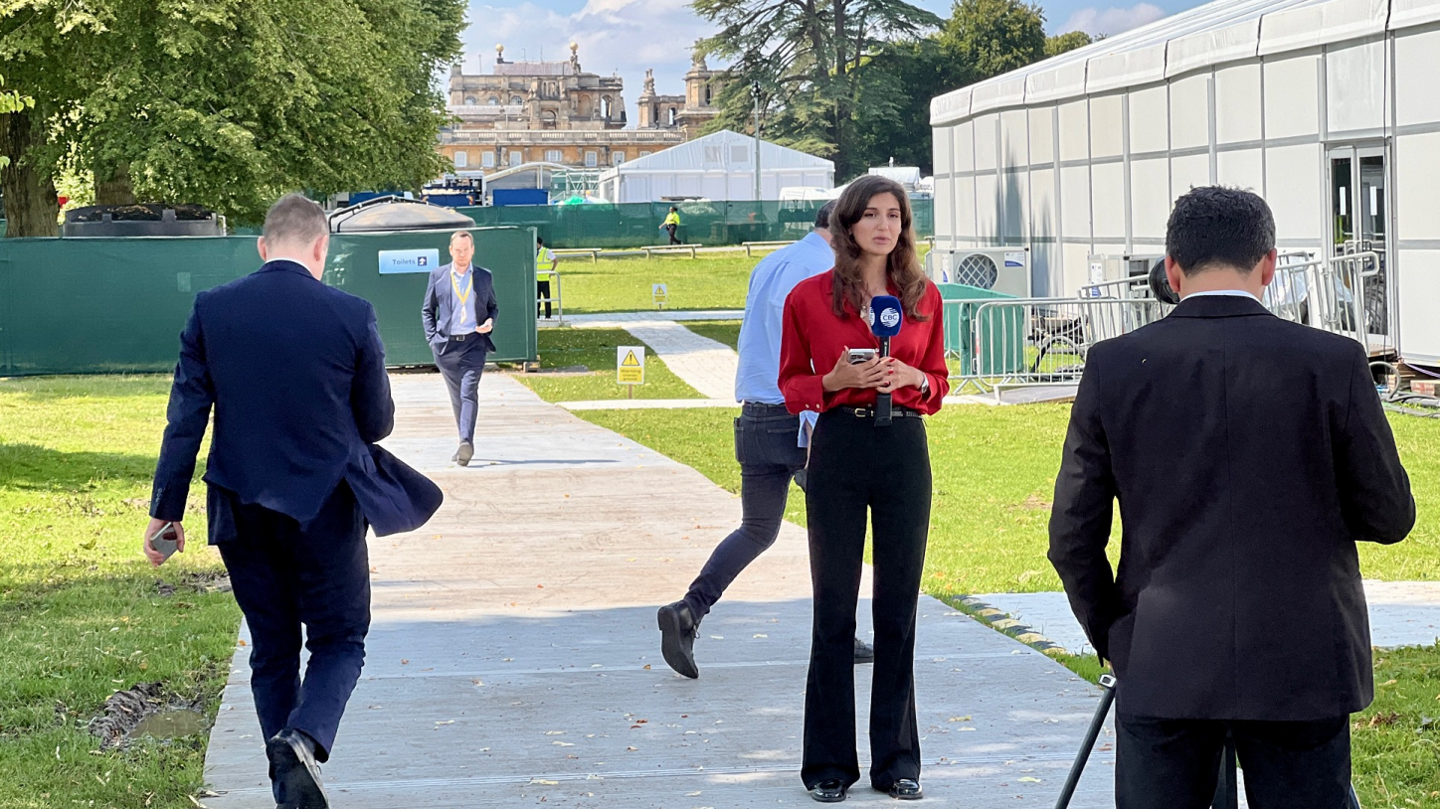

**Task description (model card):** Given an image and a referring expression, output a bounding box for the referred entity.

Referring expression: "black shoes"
[657,601,700,679]
[854,637,875,663]
[881,779,923,800]
[456,440,474,467]
[266,728,328,809]
[810,779,848,802]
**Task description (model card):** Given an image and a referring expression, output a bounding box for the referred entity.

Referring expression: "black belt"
[834,405,922,419]
[449,333,470,342]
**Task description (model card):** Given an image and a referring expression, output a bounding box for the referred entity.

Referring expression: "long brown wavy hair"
[829,175,928,320]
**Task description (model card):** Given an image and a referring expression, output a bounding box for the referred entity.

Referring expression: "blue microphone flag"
[870,295,903,338]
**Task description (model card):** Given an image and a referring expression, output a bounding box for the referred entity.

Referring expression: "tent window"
[730,144,750,164]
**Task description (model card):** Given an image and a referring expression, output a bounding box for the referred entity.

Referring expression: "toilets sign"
[378,249,441,274]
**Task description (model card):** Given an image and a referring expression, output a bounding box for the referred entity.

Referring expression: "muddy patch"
[89,683,209,749]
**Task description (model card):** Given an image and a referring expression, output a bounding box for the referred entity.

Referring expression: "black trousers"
[214,482,371,764]
[665,224,680,245]
[802,411,931,790]
[1116,713,1351,809]
[433,338,487,443]
[537,279,552,318]
[683,403,806,619]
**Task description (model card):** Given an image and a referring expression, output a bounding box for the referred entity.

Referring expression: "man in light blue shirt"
[657,203,875,678]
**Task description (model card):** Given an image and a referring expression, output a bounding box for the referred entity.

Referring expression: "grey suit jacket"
[421,262,498,354]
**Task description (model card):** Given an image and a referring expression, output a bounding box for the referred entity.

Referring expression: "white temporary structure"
[929,0,1440,366]
[597,130,834,203]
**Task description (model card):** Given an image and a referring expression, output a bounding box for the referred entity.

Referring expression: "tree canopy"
[0,0,466,236]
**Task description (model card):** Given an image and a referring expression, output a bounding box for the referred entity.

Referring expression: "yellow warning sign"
[616,345,645,385]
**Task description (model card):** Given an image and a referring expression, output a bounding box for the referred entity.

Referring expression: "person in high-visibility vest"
[660,207,682,245]
[535,236,559,319]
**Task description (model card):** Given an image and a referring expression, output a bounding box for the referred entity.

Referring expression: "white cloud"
[461,0,718,116]
[1059,3,1166,37]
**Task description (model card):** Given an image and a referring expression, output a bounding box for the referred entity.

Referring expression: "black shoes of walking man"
[266,728,328,809]
[657,600,875,679]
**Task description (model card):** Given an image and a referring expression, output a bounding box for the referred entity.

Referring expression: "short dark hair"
[1165,186,1275,276]
[536,236,544,246]
[814,201,836,230]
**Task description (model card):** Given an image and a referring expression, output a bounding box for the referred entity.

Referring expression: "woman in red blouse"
[779,175,949,803]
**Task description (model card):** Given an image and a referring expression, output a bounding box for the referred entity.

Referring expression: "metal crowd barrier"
[944,251,1383,399]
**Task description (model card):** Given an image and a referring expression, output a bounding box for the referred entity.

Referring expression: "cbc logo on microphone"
[880,308,901,329]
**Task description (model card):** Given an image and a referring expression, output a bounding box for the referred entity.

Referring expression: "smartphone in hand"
[847,348,878,364]
[148,522,180,564]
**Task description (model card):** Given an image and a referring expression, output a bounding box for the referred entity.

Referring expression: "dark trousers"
[433,338,487,443]
[665,224,680,245]
[537,279,552,318]
[214,482,371,763]
[683,403,806,620]
[802,412,931,790]
[1116,713,1351,809]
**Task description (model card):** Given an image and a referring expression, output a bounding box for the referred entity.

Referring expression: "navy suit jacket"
[150,260,442,540]
[1048,295,1414,721]
[421,262,498,354]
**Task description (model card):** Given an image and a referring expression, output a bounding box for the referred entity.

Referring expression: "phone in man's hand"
[847,348,878,364]
[148,522,180,564]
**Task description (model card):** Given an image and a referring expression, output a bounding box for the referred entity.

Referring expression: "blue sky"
[457,0,1208,115]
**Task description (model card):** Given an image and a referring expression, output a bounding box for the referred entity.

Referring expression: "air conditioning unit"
[926,247,1031,298]
[1083,253,1164,298]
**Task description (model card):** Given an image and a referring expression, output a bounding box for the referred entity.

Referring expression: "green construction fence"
[938,282,1025,377]
[0,228,536,377]
[455,199,935,249]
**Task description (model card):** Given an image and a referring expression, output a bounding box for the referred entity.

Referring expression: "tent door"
[1327,143,1393,351]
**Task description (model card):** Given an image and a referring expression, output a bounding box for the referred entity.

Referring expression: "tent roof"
[609,129,834,174]
[932,0,1437,125]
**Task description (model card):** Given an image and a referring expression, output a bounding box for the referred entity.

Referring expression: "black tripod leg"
[1054,673,1117,809]
[1211,734,1239,809]
[1349,784,1363,809]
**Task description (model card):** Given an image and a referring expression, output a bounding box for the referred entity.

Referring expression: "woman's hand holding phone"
[823,347,887,392]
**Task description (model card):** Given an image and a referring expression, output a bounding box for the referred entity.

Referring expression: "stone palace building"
[437,44,723,173]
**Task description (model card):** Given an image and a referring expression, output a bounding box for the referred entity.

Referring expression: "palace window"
[482,152,496,168]
[488,97,500,105]
[545,149,563,163]
[585,151,598,168]
[510,151,524,167]
[612,152,626,166]
[454,151,468,168]
[511,95,524,105]
[465,96,477,105]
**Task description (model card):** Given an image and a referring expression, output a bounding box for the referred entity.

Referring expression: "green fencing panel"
[455,199,935,249]
[0,228,536,376]
[0,236,259,376]
[937,283,1025,376]
[323,227,536,366]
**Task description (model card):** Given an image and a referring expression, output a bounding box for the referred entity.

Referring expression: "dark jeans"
[802,411,931,791]
[682,403,806,619]
[1116,713,1351,809]
[433,338,487,443]
[537,280,552,318]
[214,482,371,763]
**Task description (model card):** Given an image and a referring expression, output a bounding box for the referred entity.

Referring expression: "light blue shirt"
[734,231,835,404]
[1184,289,1261,302]
[446,265,478,336]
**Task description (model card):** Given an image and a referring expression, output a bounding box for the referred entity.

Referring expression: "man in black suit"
[421,230,498,466]
[1048,186,1414,808]
[145,194,441,809]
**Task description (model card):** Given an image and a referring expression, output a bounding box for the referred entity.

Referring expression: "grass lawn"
[0,376,240,809]
[555,254,756,314]
[685,320,742,350]
[507,327,704,402]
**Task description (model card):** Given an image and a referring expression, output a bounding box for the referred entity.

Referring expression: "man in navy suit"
[421,230,498,466]
[145,194,441,809]
[1049,187,1414,808]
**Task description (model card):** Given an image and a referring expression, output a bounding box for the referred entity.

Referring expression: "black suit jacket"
[151,260,442,540]
[421,262,498,354]
[1048,294,1414,721]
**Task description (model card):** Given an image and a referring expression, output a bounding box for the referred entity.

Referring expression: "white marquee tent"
[597,130,834,203]
[929,0,1440,366]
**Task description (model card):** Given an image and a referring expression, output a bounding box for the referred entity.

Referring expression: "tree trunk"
[0,110,60,238]
[95,163,137,206]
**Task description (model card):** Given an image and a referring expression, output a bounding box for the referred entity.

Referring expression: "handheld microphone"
[869,295,903,426]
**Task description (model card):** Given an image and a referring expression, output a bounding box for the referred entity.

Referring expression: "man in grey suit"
[421,230,498,466]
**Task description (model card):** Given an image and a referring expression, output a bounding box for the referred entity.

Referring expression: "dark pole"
[1053,673,1117,809]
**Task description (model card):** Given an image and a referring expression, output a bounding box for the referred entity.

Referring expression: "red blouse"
[779,271,950,415]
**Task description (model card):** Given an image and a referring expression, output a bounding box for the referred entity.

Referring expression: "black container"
[63,204,224,237]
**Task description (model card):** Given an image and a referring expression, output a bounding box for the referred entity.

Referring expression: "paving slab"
[557,398,739,411]
[199,372,1119,808]
[565,310,744,326]
[974,584,1440,657]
